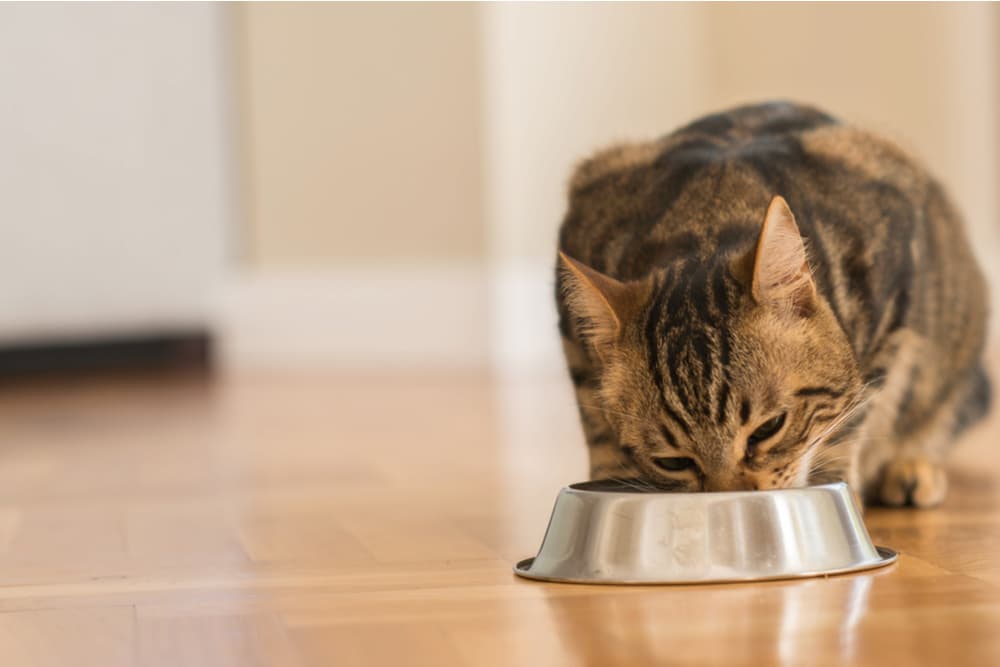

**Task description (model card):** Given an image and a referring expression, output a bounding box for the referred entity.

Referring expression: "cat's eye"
[654,456,698,472]
[746,412,787,457]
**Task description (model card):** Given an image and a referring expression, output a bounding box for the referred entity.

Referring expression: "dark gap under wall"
[0,332,212,377]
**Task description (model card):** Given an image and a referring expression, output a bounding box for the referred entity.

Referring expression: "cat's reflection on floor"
[539,573,875,667]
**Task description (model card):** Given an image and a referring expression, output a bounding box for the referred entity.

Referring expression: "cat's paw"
[878,456,947,508]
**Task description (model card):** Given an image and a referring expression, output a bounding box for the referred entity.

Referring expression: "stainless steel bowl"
[514,480,896,584]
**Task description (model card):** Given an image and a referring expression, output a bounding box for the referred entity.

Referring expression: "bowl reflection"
[536,571,877,667]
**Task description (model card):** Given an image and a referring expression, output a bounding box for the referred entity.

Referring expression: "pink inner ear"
[752,197,817,316]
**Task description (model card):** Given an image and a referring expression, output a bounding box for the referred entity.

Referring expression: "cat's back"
[558,101,987,364]
[559,101,934,279]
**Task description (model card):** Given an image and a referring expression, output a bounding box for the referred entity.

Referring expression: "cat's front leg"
[858,341,986,508]
[877,364,990,507]
[878,455,948,507]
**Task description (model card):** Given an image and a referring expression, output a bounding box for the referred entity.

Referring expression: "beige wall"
[480,3,707,263]
[236,3,998,274]
[236,3,484,267]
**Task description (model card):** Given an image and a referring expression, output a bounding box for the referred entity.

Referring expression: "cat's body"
[556,102,989,506]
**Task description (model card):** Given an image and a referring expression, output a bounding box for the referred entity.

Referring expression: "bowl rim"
[565,479,850,498]
[513,546,898,585]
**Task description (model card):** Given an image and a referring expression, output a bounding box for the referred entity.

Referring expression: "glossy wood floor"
[0,366,998,666]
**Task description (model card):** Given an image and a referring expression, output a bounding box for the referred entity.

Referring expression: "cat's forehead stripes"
[644,256,742,435]
[795,386,846,399]
[659,424,679,448]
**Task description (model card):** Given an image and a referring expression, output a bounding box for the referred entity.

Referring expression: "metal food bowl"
[514,480,896,584]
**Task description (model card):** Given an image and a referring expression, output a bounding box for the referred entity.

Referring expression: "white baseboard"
[488,259,566,376]
[217,260,1000,377]
[214,265,492,370]
[214,261,570,373]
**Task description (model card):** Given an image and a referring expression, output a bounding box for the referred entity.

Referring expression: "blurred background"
[2,2,998,378]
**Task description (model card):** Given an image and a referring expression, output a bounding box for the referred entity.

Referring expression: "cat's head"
[560,196,863,491]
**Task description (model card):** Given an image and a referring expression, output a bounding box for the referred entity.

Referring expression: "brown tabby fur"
[556,102,990,507]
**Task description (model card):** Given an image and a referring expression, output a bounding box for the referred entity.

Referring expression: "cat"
[556,101,990,507]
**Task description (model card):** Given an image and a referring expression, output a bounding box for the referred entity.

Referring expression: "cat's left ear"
[751,195,817,317]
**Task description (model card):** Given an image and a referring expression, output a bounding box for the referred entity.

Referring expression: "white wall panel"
[0,4,231,343]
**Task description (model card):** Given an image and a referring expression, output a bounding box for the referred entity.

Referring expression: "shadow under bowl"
[514,480,896,585]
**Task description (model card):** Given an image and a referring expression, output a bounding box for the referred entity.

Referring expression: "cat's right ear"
[751,196,818,318]
[558,252,645,360]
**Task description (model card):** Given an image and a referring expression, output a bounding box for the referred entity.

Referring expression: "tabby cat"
[556,102,990,507]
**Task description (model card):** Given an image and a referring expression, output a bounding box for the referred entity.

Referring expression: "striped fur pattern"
[556,102,990,507]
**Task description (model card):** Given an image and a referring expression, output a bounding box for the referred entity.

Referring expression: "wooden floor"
[0,367,998,666]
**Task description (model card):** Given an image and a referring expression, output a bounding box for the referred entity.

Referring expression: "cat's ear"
[559,252,644,359]
[751,196,817,317]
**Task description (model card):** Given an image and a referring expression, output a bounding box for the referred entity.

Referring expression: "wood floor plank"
[137,610,301,667]
[0,606,135,667]
[0,367,997,665]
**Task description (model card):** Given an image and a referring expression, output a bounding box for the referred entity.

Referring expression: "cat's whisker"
[576,402,651,426]
[801,389,878,481]
[604,473,652,493]
[613,458,659,491]
[805,390,873,450]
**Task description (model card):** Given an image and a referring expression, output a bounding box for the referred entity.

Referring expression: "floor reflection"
[777,575,871,665]
[540,572,882,667]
